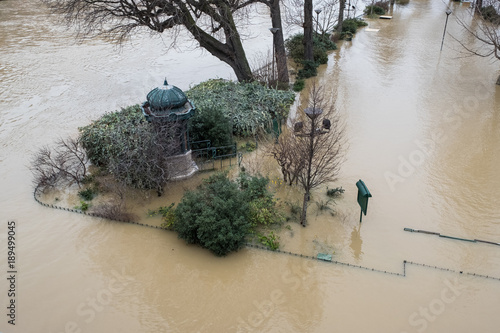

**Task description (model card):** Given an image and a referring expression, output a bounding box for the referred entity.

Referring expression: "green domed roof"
[147,79,188,111]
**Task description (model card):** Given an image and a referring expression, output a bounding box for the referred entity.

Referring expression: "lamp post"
[314,9,322,35]
[294,107,331,226]
[269,27,280,87]
[440,9,452,52]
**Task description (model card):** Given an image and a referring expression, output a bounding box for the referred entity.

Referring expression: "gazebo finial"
[164,77,168,86]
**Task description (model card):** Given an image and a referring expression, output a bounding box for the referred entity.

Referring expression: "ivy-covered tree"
[79,105,181,195]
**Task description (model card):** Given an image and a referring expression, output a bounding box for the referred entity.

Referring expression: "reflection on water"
[350,225,363,261]
[1,0,500,332]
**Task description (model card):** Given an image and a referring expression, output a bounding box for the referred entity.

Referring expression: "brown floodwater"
[1,0,500,332]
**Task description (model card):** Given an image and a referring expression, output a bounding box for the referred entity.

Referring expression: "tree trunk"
[336,0,346,40]
[300,192,308,226]
[181,3,253,82]
[475,0,483,15]
[270,0,290,87]
[304,0,314,62]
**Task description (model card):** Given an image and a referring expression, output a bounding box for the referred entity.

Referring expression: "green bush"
[174,173,251,256]
[238,172,284,228]
[297,60,318,79]
[258,231,280,251]
[148,203,176,230]
[75,200,89,211]
[335,18,368,39]
[189,106,232,147]
[285,33,337,65]
[364,5,386,15]
[78,187,97,201]
[239,141,257,152]
[481,5,500,24]
[238,172,270,201]
[79,105,145,167]
[186,80,295,137]
[293,79,305,92]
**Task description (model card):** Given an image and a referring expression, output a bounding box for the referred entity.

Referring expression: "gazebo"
[141,79,198,179]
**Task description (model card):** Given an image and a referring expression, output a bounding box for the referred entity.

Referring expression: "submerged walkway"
[34,187,500,283]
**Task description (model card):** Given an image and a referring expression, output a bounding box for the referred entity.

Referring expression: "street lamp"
[269,27,280,86]
[314,9,322,35]
[440,9,452,52]
[294,107,330,226]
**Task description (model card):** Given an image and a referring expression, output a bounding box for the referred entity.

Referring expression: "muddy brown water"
[1,0,500,332]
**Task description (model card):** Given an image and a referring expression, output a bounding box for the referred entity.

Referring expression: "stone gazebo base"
[167,150,198,181]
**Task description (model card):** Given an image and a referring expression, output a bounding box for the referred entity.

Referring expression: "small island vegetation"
[31,79,300,255]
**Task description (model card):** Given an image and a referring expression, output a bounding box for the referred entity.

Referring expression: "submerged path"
[34,187,500,283]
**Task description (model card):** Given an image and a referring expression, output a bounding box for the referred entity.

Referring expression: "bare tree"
[92,199,138,222]
[454,6,500,85]
[30,137,89,190]
[43,0,257,81]
[284,0,340,37]
[271,82,345,226]
[269,131,305,185]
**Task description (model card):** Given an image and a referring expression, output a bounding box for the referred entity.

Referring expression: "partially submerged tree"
[304,0,315,61]
[43,0,255,81]
[271,82,345,226]
[30,137,89,191]
[454,5,500,85]
[256,0,290,86]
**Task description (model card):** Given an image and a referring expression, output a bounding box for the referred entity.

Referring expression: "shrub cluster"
[152,172,283,256]
[174,173,250,256]
[364,4,386,16]
[186,79,295,137]
[189,106,232,148]
[285,33,337,85]
[285,33,337,66]
[79,105,145,167]
[481,5,500,24]
[335,18,368,40]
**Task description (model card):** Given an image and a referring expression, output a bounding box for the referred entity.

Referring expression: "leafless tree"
[269,130,305,185]
[284,0,340,34]
[30,137,89,191]
[453,5,500,85]
[43,0,259,81]
[271,82,345,226]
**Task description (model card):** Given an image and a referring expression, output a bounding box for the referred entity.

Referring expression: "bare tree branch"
[452,4,500,84]
[43,0,255,81]
[30,137,89,190]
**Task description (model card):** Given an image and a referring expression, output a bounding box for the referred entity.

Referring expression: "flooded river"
[1,0,500,332]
